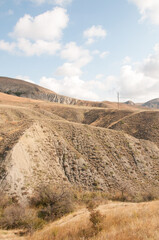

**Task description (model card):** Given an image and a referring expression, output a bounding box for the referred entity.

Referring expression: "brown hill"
[0,76,139,109]
[0,92,159,202]
[107,111,159,147]
[0,76,78,105]
[143,98,159,109]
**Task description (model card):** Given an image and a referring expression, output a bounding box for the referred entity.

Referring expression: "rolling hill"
[0,76,140,109]
[0,87,159,201]
[143,98,159,109]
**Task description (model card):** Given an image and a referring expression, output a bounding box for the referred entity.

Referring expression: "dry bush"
[22,209,46,233]
[0,190,12,210]
[111,190,131,202]
[141,192,157,202]
[89,210,104,234]
[30,185,74,221]
[86,200,99,212]
[0,191,45,232]
[73,189,108,206]
[0,204,45,232]
[0,204,25,229]
[110,190,158,203]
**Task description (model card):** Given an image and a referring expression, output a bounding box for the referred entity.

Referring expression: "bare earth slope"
[0,93,159,201]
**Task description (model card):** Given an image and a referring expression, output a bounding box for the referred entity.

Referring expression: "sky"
[0,0,159,102]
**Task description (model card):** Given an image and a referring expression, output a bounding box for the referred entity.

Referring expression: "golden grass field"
[29,200,159,240]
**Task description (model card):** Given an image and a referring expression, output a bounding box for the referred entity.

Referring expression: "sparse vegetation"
[0,186,74,233]
[29,200,159,240]
[30,184,74,221]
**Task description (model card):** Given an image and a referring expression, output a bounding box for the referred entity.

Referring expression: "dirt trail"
[51,201,149,227]
[107,111,144,129]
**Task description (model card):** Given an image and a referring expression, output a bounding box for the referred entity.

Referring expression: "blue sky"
[0,0,159,102]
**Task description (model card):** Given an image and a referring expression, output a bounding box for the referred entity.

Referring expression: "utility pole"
[117,92,120,110]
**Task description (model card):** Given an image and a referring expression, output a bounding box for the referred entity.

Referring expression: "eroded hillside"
[0,93,159,201]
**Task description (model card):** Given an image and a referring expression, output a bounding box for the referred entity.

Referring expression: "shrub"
[30,185,74,221]
[141,192,156,202]
[90,210,103,234]
[0,204,25,229]
[0,190,11,209]
[111,190,131,202]
[86,200,99,212]
[22,209,46,233]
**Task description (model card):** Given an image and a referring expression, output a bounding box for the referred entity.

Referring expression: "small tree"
[30,184,74,221]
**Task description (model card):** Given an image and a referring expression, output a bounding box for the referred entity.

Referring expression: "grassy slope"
[29,200,159,240]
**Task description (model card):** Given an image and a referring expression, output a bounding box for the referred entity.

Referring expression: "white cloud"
[40,77,61,93]
[54,0,72,6]
[119,45,159,101]
[92,50,100,55]
[40,76,108,100]
[0,7,68,56]
[60,42,92,67]
[129,0,159,25]
[56,62,82,77]
[84,25,107,45]
[57,42,92,78]
[140,43,159,79]
[96,74,104,79]
[17,38,61,56]
[123,56,131,64]
[16,75,35,83]
[51,41,113,101]
[11,8,69,41]
[0,40,15,53]
[92,49,110,59]
[39,72,118,101]
[100,51,109,58]
[86,38,95,45]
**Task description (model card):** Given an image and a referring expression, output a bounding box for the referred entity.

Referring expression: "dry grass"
[28,200,159,240]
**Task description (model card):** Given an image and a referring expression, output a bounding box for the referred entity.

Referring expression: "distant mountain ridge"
[143,98,159,109]
[0,76,158,109]
[0,76,78,105]
[0,76,136,109]
[124,100,135,106]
